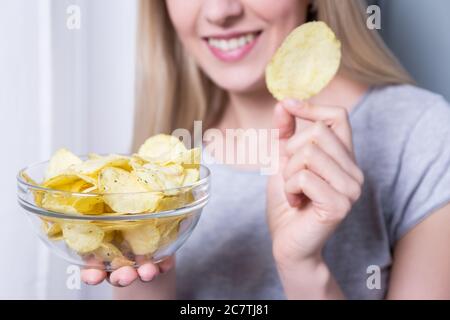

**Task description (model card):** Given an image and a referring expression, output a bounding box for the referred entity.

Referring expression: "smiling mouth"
[203,30,262,62]
[205,31,262,51]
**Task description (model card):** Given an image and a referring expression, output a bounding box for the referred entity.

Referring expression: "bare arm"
[278,204,450,299]
[387,203,450,299]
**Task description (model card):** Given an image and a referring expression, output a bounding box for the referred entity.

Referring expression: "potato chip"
[45,148,83,180]
[122,221,161,255]
[155,217,183,247]
[41,220,63,239]
[103,230,115,242]
[182,169,200,186]
[42,173,96,191]
[173,148,201,169]
[72,196,105,215]
[40,192,104,215]
[111,257,135,269]
[41,193,78,214]
[69,154,132,177]
[69,179,92,193]
[137,163,185,194]
[96,221,143,231]
[87,153,102,160]
[113,230,124,243]
[61,223,104,253]
[138,134,187,162]
[92,242,124,262]
[20,172,39,186]
[42,175,79,189]
[129,155,146,171]
[81,185,98,194]
[133,166,164,191]
[265,21,341,101]
[98,167,162,213]
[156,192,194,211]
[21,172,44,206]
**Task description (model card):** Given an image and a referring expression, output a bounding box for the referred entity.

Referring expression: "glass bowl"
[17,160,210,271]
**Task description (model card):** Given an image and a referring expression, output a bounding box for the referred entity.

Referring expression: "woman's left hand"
[267,99,364,269]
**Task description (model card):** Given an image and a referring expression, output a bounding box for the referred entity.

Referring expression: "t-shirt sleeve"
[389,95,450,244]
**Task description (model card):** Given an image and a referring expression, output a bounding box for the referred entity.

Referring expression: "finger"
[281,100,353,150]
[286,122,364,184]
[81,268,107,285]
[285,169,352,222]
[286,192,306,207]
[158,256,175,274]
[284,142,362,202]
[273,102,296,140]
[137,263,160,282]
[109,266,139,287]
[272,102,296,172]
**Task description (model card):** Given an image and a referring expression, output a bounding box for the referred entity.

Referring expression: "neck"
[218,75,369,131]
[220,87,277,131]
[309,75,370,111]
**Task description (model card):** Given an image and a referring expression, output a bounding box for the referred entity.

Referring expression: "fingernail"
[118,280,128,287]
[83,276,95,285]
[141,275,154,282]
[88,280,100,286]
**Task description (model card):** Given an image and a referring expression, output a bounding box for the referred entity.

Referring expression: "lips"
[203,31,262,62]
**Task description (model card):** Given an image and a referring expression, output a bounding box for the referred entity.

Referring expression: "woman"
[82,0,450,299]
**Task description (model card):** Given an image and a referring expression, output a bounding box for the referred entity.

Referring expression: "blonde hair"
[132,0,413,150]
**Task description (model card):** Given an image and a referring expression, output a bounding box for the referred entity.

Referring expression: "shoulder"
[352,84,450,190]
[352,85,450,149]
[352,84,450,130]
[353,86,450,243]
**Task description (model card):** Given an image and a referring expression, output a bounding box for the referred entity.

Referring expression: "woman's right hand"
[81,257,175,287]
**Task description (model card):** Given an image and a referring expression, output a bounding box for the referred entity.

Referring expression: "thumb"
[273,102,295,169]
[273,102,296,141]
[271,102,301,208]
[267,104,291,208]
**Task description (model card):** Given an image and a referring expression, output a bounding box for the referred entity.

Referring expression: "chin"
[206,67,266,94]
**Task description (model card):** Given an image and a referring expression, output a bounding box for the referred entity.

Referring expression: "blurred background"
[0,0,449,299]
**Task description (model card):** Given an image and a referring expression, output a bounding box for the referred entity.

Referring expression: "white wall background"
[0,0,137,299]
[378,0,450,101]
[0,0,45,300]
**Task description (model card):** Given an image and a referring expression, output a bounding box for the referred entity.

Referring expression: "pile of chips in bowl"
[20,134,202,268]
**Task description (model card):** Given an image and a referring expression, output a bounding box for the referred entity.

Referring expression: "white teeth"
[229,38,238,50]
[208,33,257,51]
[220,39,229,51]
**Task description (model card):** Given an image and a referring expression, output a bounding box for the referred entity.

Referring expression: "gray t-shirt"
[176,85,450,299]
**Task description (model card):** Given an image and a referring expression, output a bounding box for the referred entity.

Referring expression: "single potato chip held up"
[265,21,341,101]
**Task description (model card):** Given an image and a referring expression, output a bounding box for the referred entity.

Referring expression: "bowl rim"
[17,157,211,220]
[18,193,209,221]
[17,158,210,196]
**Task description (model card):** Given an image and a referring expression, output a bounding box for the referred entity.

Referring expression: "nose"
[203,0,244,27]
